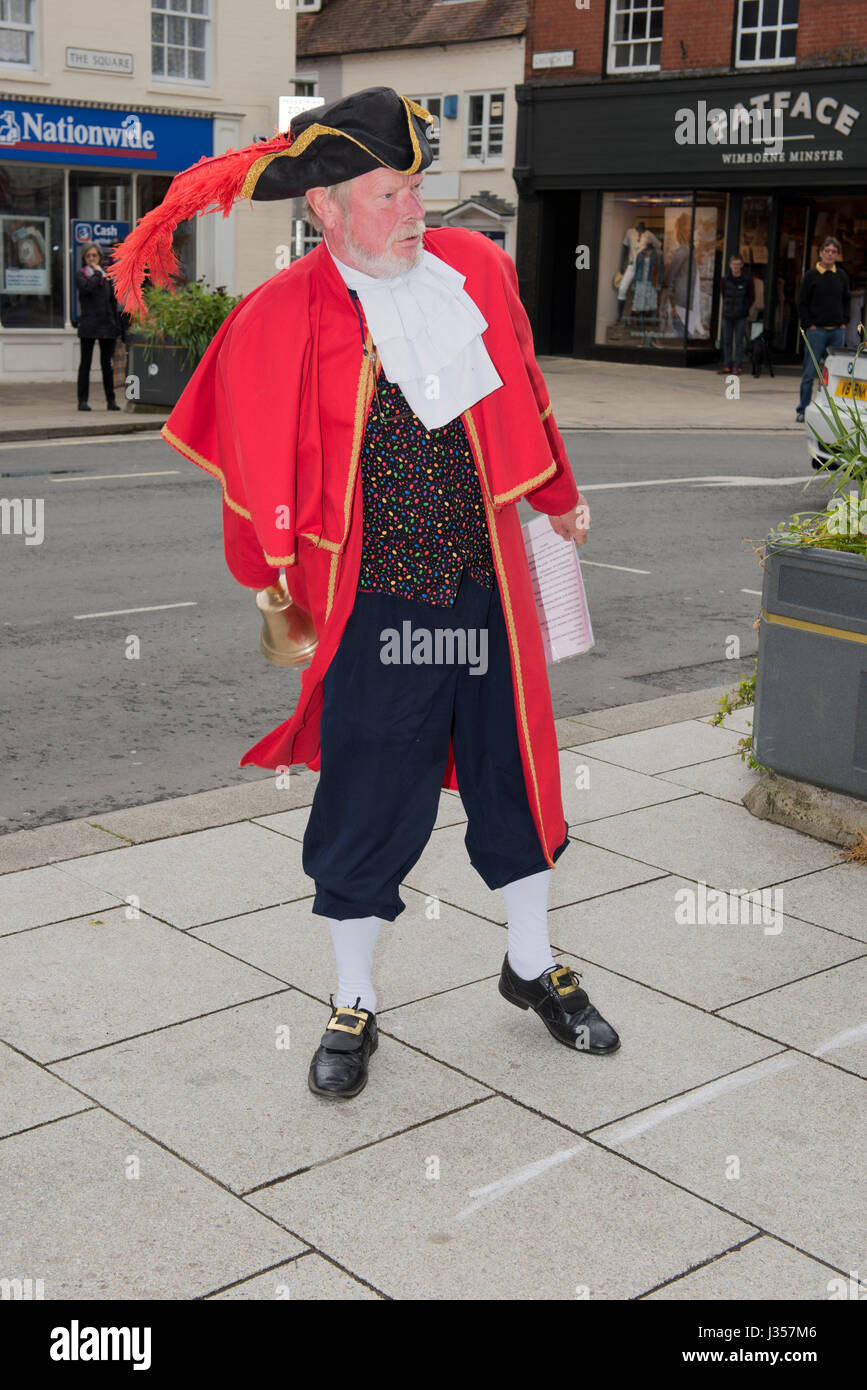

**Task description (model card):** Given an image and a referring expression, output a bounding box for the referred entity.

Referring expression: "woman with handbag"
[75,242,123,412]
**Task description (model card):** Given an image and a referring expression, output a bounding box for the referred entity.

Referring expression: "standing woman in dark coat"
[75,243,122,411]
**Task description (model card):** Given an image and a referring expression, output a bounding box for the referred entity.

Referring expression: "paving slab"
[577,687,733,735]
[193,887,511,1010]
[0,1041,94,1139]
[560,750,695,824]
[573,795,838,889]
[0,820,126,875]
[206,1251,382,1300]
[88,772,319,843]
[700,705,756,735]
[0,907,282,1062]
[254,789,467,844]
[384,958,780,1133]
[720,957,867,1079]
[547,876,864,1011]
[0,864,119,937]
[0,1107,304,1300]
[55,822,313,930]
[644,1235,856,1300]
[50,992,491,1193]
[657,753,760,805]
[555,716,614,746]
[593,1052,867,1273]
[403,822,667,923]
[248,1096,754,1300]
[571,720,744,775]
[773,863,867,944]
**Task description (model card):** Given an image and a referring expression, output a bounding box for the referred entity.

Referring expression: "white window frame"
[151,0,212,88]
[606,0,664,76]
[735,0,799,69]
[464,90,505,168]
[296,0,322,11]
[0,0,37,71]
[412,94,442,168]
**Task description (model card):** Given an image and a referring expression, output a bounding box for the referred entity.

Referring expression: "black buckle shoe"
[308,996,378,1099]
[499,954,620,1054]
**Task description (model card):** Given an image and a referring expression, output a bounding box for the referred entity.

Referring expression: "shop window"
[595,191,727,352]
[151,0,211,85]
[735,0,799,68]
[0,0,36,69]
[607,0,664,74]
[411,96,441,166]
[0,164,64,328]
[466,92,504,165]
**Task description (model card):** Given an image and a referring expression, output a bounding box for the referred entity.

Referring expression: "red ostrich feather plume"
[106,129,294,317]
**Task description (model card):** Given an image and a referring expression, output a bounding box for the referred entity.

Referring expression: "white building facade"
[0,0,295,381]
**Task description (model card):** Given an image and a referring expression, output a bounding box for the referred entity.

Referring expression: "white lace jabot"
[326,241,503,429]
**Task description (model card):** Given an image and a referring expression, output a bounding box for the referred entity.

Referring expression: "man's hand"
[549,492,591,545]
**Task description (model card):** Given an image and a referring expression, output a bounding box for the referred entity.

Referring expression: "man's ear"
[306,186,336,230]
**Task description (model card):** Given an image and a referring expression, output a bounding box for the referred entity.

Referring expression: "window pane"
[782,0,799,20]
[169,0,188,11]
[189,48,205,79]
[759,29,776,58]
[469,94,484,124]
[10,0,29,22]
[0,163,66,330]
[151,43,164,74]
[167,45,185,75]
[613,13,629,42]
[0,31,27,60]
[489,95,504,124]
[151,13,164,39]
[189,18,206,45]
[779,26,797,56]
[631,9,648,40]
[739,32,757,60]
[741,0,759,26]
[167,15,185,43]
[762,0,779,23]
[649,38,662,64]
[649,9,663,38]
[191,0,208,11]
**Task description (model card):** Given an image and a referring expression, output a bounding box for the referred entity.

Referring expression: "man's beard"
[341,219,426,279]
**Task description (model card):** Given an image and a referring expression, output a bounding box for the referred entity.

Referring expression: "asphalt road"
[0,427,824,831]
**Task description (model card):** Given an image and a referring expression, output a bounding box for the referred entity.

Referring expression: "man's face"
[820,242,839,267]
[730,259,743,276]
[318,168,426,278]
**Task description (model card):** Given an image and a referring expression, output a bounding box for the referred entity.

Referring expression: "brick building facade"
[517,0,867,362]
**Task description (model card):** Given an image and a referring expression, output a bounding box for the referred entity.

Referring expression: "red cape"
[162,228,579,867]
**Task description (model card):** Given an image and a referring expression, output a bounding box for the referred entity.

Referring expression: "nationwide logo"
[0,108,156,155]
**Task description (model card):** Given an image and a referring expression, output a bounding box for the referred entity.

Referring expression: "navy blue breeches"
[302,569,569,921]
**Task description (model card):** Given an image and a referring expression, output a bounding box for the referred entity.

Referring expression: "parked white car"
[804,346,867,469]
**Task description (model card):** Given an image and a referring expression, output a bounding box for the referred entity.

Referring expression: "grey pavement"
[2,684,865,1301]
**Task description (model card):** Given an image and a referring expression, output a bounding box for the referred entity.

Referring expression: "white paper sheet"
[522,514,595,663]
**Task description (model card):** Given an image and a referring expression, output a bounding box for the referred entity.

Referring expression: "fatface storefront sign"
[0,99,212,170]
[525,70,867,186]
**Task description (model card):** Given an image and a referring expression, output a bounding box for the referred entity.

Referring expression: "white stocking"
[328,916,381,1014]
[500,869,557,981]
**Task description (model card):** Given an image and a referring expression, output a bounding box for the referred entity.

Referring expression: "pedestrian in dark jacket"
[796,235,850,420]
[717,255,755,374]
[75,243,122,411]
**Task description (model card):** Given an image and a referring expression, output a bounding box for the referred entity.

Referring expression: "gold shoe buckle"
[549,966,578,996]
[326,1007,369,1035]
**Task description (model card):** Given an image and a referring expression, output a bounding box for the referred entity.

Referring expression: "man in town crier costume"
[110,88,620,1099]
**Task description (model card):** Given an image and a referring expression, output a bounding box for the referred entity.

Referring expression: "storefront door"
[773,198,811,357]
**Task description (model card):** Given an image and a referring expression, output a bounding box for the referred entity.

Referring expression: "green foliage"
[135,278,242,369]
[710,661,767,771]
[770,330,867,559]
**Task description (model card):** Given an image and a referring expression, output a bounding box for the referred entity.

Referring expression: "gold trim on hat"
[240,95,432,200]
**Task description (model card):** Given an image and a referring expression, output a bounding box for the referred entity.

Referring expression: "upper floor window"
[0,0,36,68]
[294,78,318,97]
[151,0,211,84]
[466,91,504,164]
[736,0,799,67]
[608,0,664,74]
[412,95,441,165]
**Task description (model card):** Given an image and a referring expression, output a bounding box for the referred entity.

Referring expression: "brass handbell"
[255,576,318,667]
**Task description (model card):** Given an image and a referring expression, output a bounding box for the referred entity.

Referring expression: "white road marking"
[581,475,813,492]
[0,432,164,450]
[53,470,179,482]
[455,1144,589,1222]
[73,602,197,620]
[741,588,763,595]
[580,560,651,574]
[812,1019,867,1057]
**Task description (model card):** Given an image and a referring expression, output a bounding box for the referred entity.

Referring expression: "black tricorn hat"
[244,86,435,200]
[108,86,434,314]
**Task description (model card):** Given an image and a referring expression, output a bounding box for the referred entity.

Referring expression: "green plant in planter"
[135,278,242,370]
[709,661,766,770]
[768,328,867,558]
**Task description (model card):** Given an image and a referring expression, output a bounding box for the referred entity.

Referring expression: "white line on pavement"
[74,602,198,620]
[455,1144,589,1222]
[580,475,813,491]
[0,432,164,450]
[741,589,763,595]
[581,560,651,574]
[53,470,179,482]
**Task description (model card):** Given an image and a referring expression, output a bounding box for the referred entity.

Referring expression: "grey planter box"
[753,542,867,800]
[126,334,198,407]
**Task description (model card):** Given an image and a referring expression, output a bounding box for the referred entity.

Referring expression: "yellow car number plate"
[835,379,867,400]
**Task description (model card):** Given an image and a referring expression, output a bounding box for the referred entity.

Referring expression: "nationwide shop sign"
[0,99,212,170]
